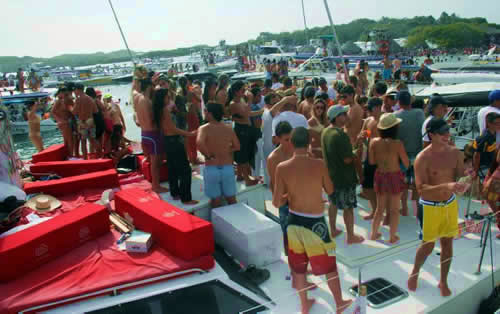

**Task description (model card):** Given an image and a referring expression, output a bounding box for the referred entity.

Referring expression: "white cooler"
[212,202,282,268]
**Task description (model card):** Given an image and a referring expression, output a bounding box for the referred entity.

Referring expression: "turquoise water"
[14,83,140,160]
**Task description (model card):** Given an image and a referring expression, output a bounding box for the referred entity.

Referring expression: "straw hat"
[378,113,402,130]
[25,194,61,213]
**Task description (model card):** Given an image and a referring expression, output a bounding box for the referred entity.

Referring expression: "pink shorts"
[374,170,405,194]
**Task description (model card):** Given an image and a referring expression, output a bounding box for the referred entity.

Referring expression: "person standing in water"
[273,127,353,314]
[408,117,465,297]
[27,100,44,152]
[197,102,240,209]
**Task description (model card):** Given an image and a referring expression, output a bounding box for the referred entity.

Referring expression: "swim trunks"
[374,170,405,194]
[77,119,96,140]
[141,130,163,156]
[420,194,458,242]
[203,165,237,199]
[362,160,376,189]
[383,68,392,81]
[287,211,337,275]
[329,186,357,210]
[234,123,258,165]
[111,125,123,150]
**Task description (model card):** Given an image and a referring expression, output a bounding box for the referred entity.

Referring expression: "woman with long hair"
[85,87,105,157]
[178,77,202,164]
[203,78,218,105]
[27,100,44,152]
[215,74,229,117]
[153,88,198,205]
[308,98,328,159]
[369,113,409,244]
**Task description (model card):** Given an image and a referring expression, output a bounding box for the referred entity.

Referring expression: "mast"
[108,0,135,65]
[322,0,345,66]
[301,0,310,45]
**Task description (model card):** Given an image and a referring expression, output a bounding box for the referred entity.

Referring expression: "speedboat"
[0,90,58,136]
[431,72,500,85]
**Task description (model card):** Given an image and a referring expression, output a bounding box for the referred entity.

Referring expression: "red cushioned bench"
[137,155,169,183]
[115,188,214,261]
[0,203,109,282]
[32,144,68,163]
[30,159,115,179]
[24,169,120,197]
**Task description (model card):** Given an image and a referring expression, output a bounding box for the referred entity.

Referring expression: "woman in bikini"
[27,101,44,152]
[369,113,409,244]
[215,74,229,117]
[308,98,328,159]
[179,77,202,165]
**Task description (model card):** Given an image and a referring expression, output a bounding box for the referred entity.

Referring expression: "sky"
[2,0,500,58]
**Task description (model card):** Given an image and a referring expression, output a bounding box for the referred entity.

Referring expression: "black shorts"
[362,160,377,189]
[233,123,258,165]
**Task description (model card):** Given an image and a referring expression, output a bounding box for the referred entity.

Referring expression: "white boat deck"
[162,172,500,314]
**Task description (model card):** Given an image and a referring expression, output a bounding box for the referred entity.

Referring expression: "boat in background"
[0,89,58,135]
[431,71,500,85]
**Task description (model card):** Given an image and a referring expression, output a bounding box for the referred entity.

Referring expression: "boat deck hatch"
[350,277,409,309]
[86,280,268,314]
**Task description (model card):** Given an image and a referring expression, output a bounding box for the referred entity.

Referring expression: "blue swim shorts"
[203,165,237,199]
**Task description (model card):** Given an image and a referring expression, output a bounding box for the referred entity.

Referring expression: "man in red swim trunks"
[273,127,352,314]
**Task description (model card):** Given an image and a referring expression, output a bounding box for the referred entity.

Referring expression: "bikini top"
[309,118,325,133]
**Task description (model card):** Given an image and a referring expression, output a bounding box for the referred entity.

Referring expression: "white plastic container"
[212,203,282,268]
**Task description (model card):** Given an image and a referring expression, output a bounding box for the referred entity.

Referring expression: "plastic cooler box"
[30,159,115,178]
[137,155,168,183]
[32,144,68,163]
[114,188,214,261]
[212,203,282,268]
[0,203,109,282]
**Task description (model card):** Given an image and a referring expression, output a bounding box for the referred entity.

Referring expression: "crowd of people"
[40,61,500,313]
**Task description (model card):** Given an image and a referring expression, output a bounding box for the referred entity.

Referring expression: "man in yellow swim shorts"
[408,118,466,297]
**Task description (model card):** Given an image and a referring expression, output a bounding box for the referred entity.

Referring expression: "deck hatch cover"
[350,277,409,309]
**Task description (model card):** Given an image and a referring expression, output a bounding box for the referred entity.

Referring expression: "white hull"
[11,119,58,136]
[431,72,500,85]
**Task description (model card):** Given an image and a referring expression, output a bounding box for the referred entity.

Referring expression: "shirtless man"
[298,86,315,120]
[273,127,353,314]
[136,78,169,193]
[73,83,98,159]
[17,68,25,94]
[408,117,465,297]
[197,102,240,209]
[358,98,382,220]
[107,97,126,152]
[230,81,264,186]
[342,85,364,145]
[51,87,73,156]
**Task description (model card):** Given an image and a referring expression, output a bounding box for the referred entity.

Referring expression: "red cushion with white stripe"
[30,159,114,179]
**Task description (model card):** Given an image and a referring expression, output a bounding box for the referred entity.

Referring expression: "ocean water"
[14,83,140,160]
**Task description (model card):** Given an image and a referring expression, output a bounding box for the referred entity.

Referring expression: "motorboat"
[0,90,58,136]
[431,72,500,85]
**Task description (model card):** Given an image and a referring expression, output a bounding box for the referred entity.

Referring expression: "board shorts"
[362,160,377,189]
[287,211,337,275]
[383,68,392,81]
[77,119,96,140]
[141,130,163,156]
[203,165,237,199]
[329,186,357,210]
[233,123,258,165]
[420,194,459,242]
[374,170,405,194]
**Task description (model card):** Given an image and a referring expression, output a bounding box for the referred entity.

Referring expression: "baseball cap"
[327,105,348,122]
[95,90,102,96]
[428,94,448,113]
[397,90,411,105]
[103,94,112,100]
[489,90,500,104]
[318,77,327,85]
[426,117,450,135]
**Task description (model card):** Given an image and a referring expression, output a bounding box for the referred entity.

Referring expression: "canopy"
[414,82,500,107]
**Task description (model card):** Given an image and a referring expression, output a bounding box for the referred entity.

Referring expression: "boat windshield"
[87,280,268,314]
[259,47,281,55]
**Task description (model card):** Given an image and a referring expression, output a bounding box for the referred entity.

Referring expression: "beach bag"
[478,285,500,314]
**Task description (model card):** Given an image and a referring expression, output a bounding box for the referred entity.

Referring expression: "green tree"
[407,23,486,49]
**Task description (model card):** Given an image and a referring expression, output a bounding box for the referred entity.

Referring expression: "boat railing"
[19,268,208,313]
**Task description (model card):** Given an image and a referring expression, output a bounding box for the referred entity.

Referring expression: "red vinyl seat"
[137,155,168,183]
[30,159,115,179]
[0,203,109,282]
[114,188,214,261]
[24,169,120,197]
[32,144,68,163]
